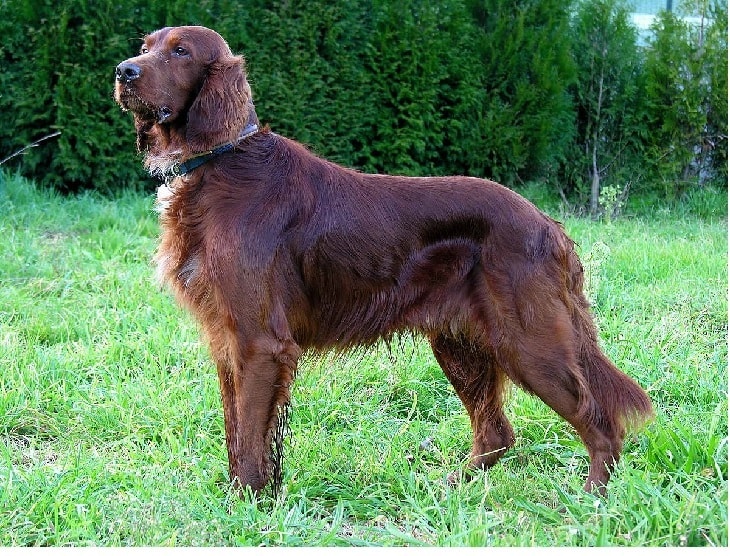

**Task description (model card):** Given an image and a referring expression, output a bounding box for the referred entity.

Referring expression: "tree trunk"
[590,62,605,217]
[590,150,601,216]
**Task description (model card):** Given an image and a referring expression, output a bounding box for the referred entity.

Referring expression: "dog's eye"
[173,46,189,57]
[140,46,149,54]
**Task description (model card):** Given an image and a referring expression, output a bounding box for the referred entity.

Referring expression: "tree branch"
[0,131,62,166]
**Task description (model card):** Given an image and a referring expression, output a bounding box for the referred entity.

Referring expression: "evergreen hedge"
[0,0,726,204]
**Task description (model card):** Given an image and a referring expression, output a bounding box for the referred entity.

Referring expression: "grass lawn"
[0,170,727,546]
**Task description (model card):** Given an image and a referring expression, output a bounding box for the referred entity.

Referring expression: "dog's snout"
[116,61,142,84]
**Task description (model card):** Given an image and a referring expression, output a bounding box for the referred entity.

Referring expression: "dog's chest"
[154,182,203,293]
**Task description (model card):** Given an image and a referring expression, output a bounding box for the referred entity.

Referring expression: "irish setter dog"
[115,26,652,497]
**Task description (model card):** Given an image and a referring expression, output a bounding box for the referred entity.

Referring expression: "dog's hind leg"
[492,300,621,494]
[430,333,515,480]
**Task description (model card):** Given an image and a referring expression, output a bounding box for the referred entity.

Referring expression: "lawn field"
[0,170,727,546]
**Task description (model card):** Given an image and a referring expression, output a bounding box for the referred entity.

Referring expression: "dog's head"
[115,26,256,155]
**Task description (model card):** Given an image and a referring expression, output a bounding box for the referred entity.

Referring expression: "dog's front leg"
[212,333,300,496]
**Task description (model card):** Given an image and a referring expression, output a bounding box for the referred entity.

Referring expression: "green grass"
[0,170,727,546]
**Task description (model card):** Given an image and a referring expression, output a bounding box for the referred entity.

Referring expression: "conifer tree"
[644,0,728,195]
[570,0,644,216]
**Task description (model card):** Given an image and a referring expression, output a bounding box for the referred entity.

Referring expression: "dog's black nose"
[116,62,142,83]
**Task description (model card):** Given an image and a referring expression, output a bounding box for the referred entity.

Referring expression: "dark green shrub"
[242,0,482,178]
[237,0,378,170]
[361,0,477,175]
[456,0,577,183]
[705,0,728,184]
[0,0,580,191]
[0,0,147,192]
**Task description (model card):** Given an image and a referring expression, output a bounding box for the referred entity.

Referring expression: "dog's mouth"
[116,87,154,115]
[116,87,173,124]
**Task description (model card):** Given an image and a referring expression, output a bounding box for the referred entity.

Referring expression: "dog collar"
[174,123,259,175]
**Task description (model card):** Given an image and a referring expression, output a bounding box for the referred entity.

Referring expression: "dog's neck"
[173,122,260,175]
[143,103,260,177]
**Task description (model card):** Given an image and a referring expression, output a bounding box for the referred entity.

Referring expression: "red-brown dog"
[115,26,652,496]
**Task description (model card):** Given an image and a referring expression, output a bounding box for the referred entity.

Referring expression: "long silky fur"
[269,400,291,497]
[116,25,653,498]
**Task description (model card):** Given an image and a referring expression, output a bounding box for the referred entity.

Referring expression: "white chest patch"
[155,184,174,215]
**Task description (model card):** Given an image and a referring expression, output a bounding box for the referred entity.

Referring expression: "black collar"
[173,124,260,175]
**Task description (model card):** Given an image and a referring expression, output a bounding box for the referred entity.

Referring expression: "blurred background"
[0,0,726,215]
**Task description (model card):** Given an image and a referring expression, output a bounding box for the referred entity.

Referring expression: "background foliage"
[0,0,727,211]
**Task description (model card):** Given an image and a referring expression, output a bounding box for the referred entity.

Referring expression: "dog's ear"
[186,56,254,152]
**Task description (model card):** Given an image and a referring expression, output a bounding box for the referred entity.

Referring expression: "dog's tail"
[566,246,654,438]
[579,327,654,439]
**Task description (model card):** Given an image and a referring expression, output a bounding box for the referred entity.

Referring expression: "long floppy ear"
[185,56,253,152]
